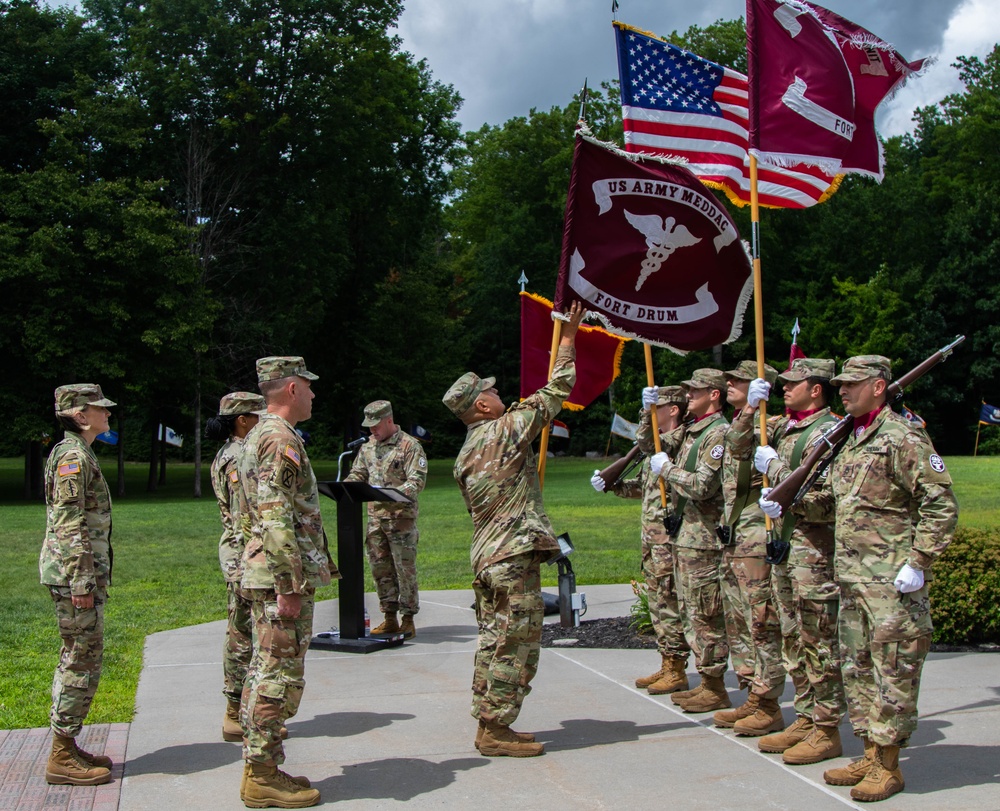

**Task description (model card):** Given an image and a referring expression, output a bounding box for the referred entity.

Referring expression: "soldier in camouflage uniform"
[760,355,957,803]
[40,384,116,786]
[444,302,585,758]
[238,357,337,808]
[206,392,265,743]
[593,386,691,694]
[712,361,786,736]
[753,358,847,765]
[642,369,730,714]
[345,399,427,639]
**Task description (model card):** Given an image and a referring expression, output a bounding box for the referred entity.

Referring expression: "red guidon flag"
[520,291,627,411]
[554,134,753,353]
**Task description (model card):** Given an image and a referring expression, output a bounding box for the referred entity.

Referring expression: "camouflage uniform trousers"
[48,585,106,739]
[839,581,932,747]
[641,529,690,662]
[366,524,419,616]
[674,546,728,679]
[471,551,543,726]
[722,553,784,699]
[772,562,845,727]
[241,589,315,765]
[223,582,254,703]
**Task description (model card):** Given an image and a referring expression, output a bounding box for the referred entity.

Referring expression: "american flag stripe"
[615,22,839,209]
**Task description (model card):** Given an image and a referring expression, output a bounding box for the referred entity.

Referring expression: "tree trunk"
[158,429,167,485]
[23,440,43,501]
[193,356,202,498]
[147,417,158,492]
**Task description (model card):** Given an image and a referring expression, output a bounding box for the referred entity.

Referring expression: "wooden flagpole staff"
[749,156,773,532]
[536,316,564,488]
[643,344,670,508]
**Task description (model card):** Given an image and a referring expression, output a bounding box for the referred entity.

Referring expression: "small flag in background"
[550,419,570,439]
[96,430,119,446]
[158,425,183,448]
[900,405,926,429]
[979,403,1000,426]
[411,425,432,442]
[611,413,639,441]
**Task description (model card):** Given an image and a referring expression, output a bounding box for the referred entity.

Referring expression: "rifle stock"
[767,335,965,511]
[597,443,643,489]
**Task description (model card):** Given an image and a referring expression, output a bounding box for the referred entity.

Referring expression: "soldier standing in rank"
[760,356,957,802]
[592,386,692,694]
[41,384,116,786]
[752,358,847,765]
[712,361,786,736]
[344,400,427,639]
[444,302,585,758]
[642,369,731,714]
[206,392,265,743]
[238,356,338,809]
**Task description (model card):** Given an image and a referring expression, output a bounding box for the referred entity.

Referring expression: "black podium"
[310,481,409,653]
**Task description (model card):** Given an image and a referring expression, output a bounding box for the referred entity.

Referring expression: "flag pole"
[536,316,564,487]
[749,156,773,529]
[974,420,982,457]
[643,344,669,508]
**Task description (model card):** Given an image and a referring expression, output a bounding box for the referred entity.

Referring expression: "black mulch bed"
[541,616,1000,652]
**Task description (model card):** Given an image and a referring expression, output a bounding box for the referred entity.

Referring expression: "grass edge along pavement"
[1,454,997,730]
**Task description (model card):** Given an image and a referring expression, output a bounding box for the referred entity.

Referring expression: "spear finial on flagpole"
[791,317,801,345]
[577,79,589,126]
[518,270,529,293]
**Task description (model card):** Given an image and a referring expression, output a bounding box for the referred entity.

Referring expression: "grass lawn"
[1,453,995,730]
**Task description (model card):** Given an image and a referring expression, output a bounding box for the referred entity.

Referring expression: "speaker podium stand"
[310,481,409,653]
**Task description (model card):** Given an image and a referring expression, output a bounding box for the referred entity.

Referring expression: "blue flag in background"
[979,402,1000,426]
[96,430,119,445]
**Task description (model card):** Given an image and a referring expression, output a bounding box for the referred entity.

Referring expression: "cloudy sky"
[395,0,999,137]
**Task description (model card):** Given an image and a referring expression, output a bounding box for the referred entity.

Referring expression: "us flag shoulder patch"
[58,462,80,477]
[284,445,301,467]
[229,470,239,483]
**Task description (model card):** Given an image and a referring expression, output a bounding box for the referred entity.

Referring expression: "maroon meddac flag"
[554,135,753,353]
[746,0,928,180]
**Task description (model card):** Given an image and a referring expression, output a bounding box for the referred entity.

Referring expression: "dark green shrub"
[629,579,654,636]
[930,527,1000,644]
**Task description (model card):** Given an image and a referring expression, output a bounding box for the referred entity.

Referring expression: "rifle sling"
[671,415,721,524]
[779,414,838,545]
[725,459,757,530]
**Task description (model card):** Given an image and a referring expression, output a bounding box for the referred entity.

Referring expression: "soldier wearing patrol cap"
[640,369,731,714]
[445,301,585,758]
[760,355,958,802]
[205,392,266,744]
[594,386,692,694]
[752,358,847,765]
[237,357,337,808]
[345,399,427,639]
[40,384,116,786]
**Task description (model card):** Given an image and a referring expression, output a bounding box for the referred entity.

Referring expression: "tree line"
[2,5,998,500]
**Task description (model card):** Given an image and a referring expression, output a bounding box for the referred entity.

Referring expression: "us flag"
[614,22,839,209]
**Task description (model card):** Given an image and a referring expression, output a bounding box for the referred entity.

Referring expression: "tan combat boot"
[242,762,320,808]
[224,698,243,742]
[478,721,545,757]
[371,612,400,635]
[73,738,113,769]
[45,735,112,786]
[824,736,876,786]
[851,744,904,802]
[759,716,813,753]
[677,676,731,713]
[241,763,311,798]
[733,696,784,736]
[635,654,669,689]
[647,658,689,695]
[474,719,535,750]
[670,681,705,704]
[400,615,416,639]
[713,692,758,728]
[783,724,843,764]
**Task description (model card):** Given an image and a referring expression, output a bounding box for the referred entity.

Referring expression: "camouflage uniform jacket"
[211,437,250,583]
[454,344,575,575]
[239,414,336,593]
[720,408,775,556]
[637,410,728,550]
[39,432,112,595]
[344,428,427,532]
[809,408,957,583]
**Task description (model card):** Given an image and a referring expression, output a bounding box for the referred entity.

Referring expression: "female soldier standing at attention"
[41,384,116,786]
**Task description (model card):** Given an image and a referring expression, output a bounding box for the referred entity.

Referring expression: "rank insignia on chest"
[58,462,80,477]
[283,445,301,467]
[229,470,239,483]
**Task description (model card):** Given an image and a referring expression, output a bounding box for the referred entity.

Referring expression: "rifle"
[596,443,644,490]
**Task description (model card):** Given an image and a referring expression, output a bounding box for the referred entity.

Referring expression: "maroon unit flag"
[746,0,927,180]
[520,291,627,410]
[553,135,753,354]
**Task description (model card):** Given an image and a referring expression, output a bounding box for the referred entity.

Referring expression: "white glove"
[642,386,659,411]
[590,471,606,492]
[747,378,771,409]
[894,563,925,593]
[755,445,779,474]
[650,452,671,476]
[758,487,782,518]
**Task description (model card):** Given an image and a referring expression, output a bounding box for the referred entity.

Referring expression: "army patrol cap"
[219,391,267,417]
[54,384,116,415]
[777,357,837,386]
[680,368,727,392]
[256,356,319,385]
[831,355,893,385]
[724,360,779,385]
[657,386,687,407]
[443,372,496,417]
[362,400,393,427]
